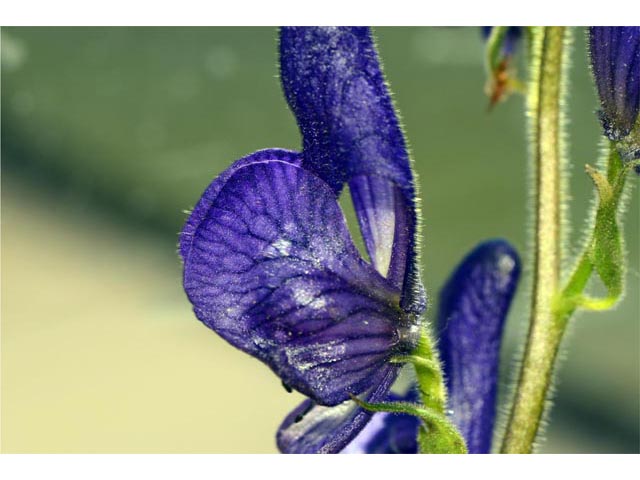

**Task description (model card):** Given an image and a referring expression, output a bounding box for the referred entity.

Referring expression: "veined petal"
[437,240,520,454]
[279,27,424,312]
[183,158,419,406]
[277,367,398,454]
[589,27,640,140]
[349,176,412,288]
[341,387,420,454]
[180,148,302,261]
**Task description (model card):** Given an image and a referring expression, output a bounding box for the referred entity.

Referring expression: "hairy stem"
[501,26,570,454]
[412,330,448,413]
[557,145,629,317]
[411,328,467,453]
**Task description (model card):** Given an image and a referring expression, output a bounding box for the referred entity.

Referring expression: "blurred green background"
[1,27,638,453]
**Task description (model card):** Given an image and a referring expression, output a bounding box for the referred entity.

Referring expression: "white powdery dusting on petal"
[285,400,356,443]
[262,238,292,258]
[310,297,327,309]
[293,288,315,306]
[284,340,347,372]
[497,253,516,289]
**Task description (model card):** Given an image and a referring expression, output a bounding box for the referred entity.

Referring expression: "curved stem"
[365,327,467,453]
[349,395,466,454]
[555,144,629,318]
[501,26,570,454]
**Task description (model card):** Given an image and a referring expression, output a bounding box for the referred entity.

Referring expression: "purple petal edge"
[277,365,399,454]
[179,148,302,261]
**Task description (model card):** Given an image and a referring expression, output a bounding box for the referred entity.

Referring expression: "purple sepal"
[277,367,399,454]
[438,239,520,454]
[183,157,419,406]
[341,387,420,454]
[589,27,640,141]
[279,27,425,314]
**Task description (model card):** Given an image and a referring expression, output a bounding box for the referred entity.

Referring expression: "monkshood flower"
[181,27,426,453]
[589,26,640,172]
[341,240,521,454]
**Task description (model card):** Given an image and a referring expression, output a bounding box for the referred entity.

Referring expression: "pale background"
[2,27,638,453]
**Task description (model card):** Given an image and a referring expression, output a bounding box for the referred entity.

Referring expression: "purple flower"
[589,27,640,145]
[341,240,520,454]
[181,27,520,455]
[181,26,425,453]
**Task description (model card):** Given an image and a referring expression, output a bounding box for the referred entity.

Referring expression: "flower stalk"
[412,330,468,453]
[501,27,638,454]
[501,26,571,454]
[385,327,469,453]
[388,328,467,453]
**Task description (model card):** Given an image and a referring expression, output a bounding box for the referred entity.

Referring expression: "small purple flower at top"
[342,240,520,454]
[589,27,640,162]
[481,27,524,108]
[482,27,522,57]
[181,27,425,453]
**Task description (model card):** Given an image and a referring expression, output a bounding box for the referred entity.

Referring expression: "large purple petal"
[589,27,640,141]
[279,27,425,313]
[341,387,420,454]
[277,367,398,454]
[183,158,419,406]
[437,239,521,454]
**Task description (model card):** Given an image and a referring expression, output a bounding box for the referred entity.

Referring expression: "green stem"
[350,395,466,454]
[501,26,570,454]
[362,327,467,453]
[556,145,629,317]
[412,330,448,414]
[410,328,467,453]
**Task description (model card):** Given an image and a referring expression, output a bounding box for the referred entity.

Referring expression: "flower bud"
[589,27,640,162]
[482,27,524,108]
[482,26,522,57]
